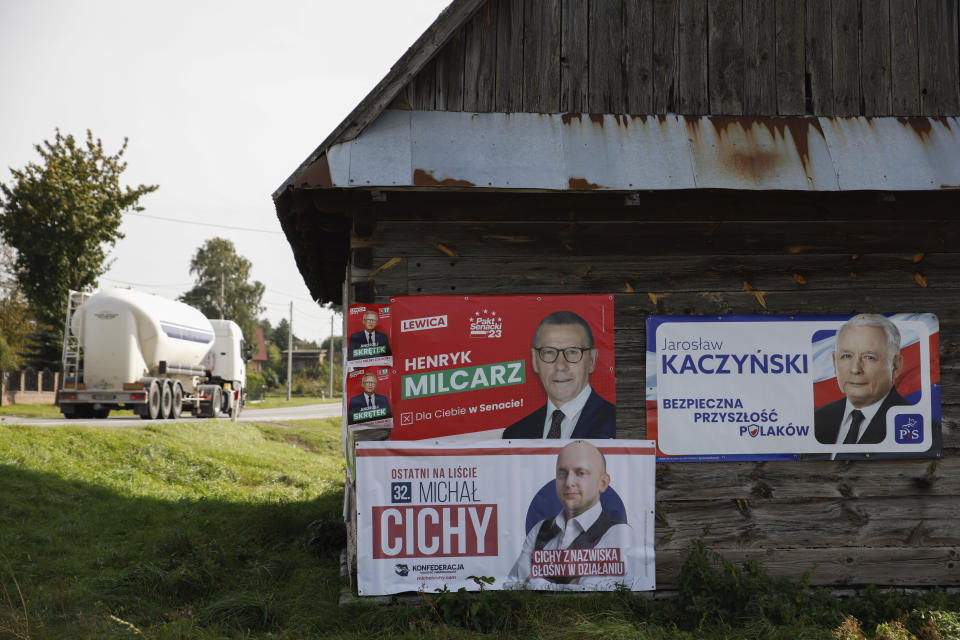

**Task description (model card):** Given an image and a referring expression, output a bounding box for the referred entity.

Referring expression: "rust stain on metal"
[786,246,815,254]
[913,272,928,287]
[728,149,782,181]
[561,113,582,125]
[624,282,635,293]
[683,116,702,136]
[941,184,960,189]
[851,253,860,260]
[563,242,574,253]
[648,292,659,304]
[430,241,457,257]
[704,115,824,175]
[413,169,476,188]
[568,177,603,190]
[792,273,807,285]
[368,257,404,278]
[589,113,605,126]
[909,253,925,263]
[897,117,950,140]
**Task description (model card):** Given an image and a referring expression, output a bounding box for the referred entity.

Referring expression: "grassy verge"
[245,394,341,410]
[1,420,957,639]
[0,419,346,639]
[0,403,138,419]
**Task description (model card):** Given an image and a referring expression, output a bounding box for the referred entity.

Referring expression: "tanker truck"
[58,288,246,420]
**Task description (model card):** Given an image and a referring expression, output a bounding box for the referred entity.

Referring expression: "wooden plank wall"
[392,0,960,117]
[347,190,960,587]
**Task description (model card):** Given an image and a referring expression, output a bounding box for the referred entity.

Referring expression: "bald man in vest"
[506,441,639,589]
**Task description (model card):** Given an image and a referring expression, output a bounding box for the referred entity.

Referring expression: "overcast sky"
[0,0,451,343]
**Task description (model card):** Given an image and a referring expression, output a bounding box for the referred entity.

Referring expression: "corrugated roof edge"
[271,0,486,201]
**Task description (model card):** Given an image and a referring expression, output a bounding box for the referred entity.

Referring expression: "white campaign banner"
[356,439,656,596]
[646,314,941,461]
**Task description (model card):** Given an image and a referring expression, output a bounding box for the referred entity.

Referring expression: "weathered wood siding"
[391,0,960,117]
[344,189,960,587]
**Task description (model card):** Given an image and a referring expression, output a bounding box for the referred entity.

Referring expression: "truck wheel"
[145,380,161,420]
[92,407,110,419]
[211,387,223,418]
[170,383,183,420]
[228,389,242,418]
[160,380,173,419]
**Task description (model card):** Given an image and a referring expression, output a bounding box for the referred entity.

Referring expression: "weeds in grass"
[0,555,32,640]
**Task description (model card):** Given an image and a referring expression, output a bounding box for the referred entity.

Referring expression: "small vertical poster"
[346,366,394,430]
[346,304,393,367]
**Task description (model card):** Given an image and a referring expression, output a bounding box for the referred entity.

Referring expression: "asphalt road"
[0,402,342,427]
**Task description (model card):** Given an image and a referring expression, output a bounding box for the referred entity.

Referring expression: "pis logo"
[894,414,924,444]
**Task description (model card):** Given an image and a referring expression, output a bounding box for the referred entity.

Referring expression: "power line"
[100,277,192,288]
[128,213,283,234]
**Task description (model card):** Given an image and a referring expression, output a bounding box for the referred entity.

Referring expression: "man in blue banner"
[348,309,391,360]
[348,372,391,424]
[502,310,615,439]
[506,441,634,589]
[815,314,908,446]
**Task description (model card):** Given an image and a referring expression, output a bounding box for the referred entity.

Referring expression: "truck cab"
[209,319,246,393]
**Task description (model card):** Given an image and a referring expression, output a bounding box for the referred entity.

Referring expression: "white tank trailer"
[58,288,246,419]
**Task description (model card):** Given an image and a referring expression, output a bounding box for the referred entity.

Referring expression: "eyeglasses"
[534,346,592,363]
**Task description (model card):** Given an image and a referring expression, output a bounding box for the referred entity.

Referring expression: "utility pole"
[286,301,293,401]
[328,312,335,398]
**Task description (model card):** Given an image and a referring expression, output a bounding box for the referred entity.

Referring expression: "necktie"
[547,409,564,439]
[367,395,373,409]
[843,409,865,444]
[367,332,373,345]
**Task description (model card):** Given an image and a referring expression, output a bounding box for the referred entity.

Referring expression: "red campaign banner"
[388,295,615,440]
[346,304,393,367]
[346,366,394,429]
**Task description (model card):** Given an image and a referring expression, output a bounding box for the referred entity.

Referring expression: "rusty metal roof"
[304,110,960,192]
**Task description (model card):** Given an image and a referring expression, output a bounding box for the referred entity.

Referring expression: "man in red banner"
[506,441,636,589]
[348,372,391,425]
[348,309,391,360]
[502,310,615,439]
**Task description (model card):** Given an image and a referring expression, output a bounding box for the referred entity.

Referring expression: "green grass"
[245,394,341,410]
[0,419,957,639]
[0,403,136,418]
[0,403,63,418]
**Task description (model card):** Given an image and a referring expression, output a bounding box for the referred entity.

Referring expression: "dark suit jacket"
[347,392,391,424]
[348,330,391,358]
[814,388,908,445]
[809,387,942,460]
[502,388,616,439]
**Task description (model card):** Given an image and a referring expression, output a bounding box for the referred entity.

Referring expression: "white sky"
[0,0,451,344]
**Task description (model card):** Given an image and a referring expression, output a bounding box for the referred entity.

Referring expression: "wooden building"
[274,0,960,588]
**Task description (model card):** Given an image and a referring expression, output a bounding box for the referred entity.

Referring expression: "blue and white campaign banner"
[646,314,941,462]
[355,440,656,596]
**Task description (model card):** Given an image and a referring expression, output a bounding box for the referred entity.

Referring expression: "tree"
[0,241,33,368]
[180,238,265,344]
[0,129,157,365]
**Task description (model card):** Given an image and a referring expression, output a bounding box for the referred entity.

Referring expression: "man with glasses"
[502,310,615,439]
